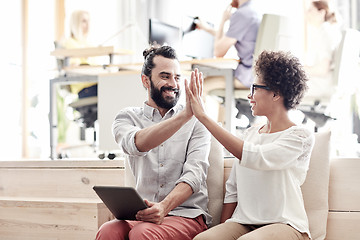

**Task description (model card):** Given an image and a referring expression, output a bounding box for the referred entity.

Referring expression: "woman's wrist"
[196,111,208,123]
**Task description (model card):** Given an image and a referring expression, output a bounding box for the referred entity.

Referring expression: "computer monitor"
[148,18,181,51]
[181,16,214,59]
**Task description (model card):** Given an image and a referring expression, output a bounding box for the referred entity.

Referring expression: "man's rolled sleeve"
[112,109,148,157]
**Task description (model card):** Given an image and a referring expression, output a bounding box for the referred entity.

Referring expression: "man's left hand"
[135,200,167,225]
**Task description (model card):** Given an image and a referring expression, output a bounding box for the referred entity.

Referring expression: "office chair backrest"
[332,28,360,94]
[253,14,294,61]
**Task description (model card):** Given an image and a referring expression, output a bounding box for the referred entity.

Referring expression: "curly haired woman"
[187,50,315,240]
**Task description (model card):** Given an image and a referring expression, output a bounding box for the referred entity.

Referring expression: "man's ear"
[141,75,150,89]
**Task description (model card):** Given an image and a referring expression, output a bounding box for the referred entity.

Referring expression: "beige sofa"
[0,131,359,239]
[206,131,360,240]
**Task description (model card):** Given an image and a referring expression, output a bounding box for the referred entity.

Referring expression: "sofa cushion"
[206,136,224,227]
[301,131,331,240]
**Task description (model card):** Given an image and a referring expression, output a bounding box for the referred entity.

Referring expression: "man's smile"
[162,87,179,97]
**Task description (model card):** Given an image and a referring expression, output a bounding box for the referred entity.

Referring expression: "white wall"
[0,0,22,159]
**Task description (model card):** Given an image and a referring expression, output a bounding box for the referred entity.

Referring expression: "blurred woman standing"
[304,0,342,99]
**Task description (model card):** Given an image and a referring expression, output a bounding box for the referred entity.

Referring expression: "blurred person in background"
[303,0,342,99]
[60,10,97,94]
[195,0,261,123]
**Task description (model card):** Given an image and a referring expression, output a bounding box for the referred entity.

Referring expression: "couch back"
[206,136,224,227]
[301,131,331,240]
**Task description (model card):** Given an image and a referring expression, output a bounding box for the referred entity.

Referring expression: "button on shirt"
[112,103,212,225]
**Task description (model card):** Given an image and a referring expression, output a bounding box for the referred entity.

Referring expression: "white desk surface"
[50,46,134,59]
[62,58,239,74]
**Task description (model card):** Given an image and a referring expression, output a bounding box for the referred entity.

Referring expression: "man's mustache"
[161,86,179,93]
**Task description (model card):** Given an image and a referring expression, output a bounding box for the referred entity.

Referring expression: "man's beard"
[149,78,180,110]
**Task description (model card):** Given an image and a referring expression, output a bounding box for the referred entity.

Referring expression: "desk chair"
[299,29,360,131]
[207,14,294,128]
[68,84,98,148]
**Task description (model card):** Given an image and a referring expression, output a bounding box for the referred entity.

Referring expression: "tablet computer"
[93,186,148,220]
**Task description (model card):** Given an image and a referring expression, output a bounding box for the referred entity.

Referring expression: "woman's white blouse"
[224,125,314,237]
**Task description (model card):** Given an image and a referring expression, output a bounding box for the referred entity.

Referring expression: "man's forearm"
[160,182,193,215]
[135,111,192,152]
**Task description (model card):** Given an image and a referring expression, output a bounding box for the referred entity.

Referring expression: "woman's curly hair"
[254,50,309,110]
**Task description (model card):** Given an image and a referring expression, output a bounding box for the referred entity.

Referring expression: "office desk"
[51,46,134,67]
[49,58,239,159]
[49,70,146,159]
[64,57,240,134]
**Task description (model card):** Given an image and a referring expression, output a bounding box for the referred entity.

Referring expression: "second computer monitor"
[148,18,182,51]
[181,16,214,59]
[148,17,214,60]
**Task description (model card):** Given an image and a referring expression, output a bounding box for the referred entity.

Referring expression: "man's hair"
[141,45,178,77]
[254,50,309,110]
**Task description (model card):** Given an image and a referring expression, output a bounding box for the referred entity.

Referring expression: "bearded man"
[96,45,211,240]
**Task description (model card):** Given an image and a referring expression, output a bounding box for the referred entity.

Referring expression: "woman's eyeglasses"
[251,84,271,97]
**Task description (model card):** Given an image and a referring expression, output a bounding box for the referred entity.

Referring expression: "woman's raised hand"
[185,68,206,119]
